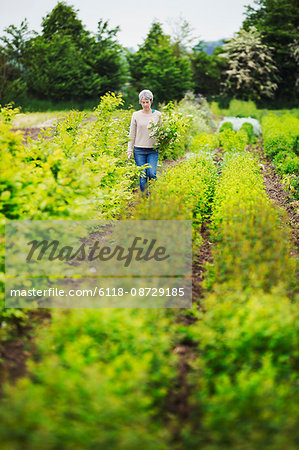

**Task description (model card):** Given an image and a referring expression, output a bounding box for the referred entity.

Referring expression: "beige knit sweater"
[127,110,162,152]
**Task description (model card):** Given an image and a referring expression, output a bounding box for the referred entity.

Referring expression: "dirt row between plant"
[0,310,51,394]
[10,126,55,143]
[167,220,213,444]
[250,142,299,258]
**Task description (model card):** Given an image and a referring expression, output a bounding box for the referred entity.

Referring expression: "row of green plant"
[182,151,298,448]
[0,146,219,447]
[219,121,255,143]
[0,307,181,449]
[208,152,296,293]
[131,137,298,447]
[190,126,249,154]
[1,95,138,222]
[2,98,297,447]
[262,114,299,198]
[0,93,197,342]
[132,150,218,253]
[0,94,139,342]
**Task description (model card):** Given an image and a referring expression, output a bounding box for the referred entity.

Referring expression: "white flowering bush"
[220,27,279,101]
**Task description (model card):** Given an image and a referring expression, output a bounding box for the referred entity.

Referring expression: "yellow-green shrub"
[227,99,259,119]
[219,121,233,133]
[182,149,298,447]
[0,308,179,449]
[218,129,248,152]
[239,122,254,142]
[0,96,138,341]
[0,104,219,448]
[208,152,295,293]
[184,149,298,444]
[262,114,299,198]
[148,101,191,160]
[262,114,299,158]
[184,290,299,449]
[189,133,219,153]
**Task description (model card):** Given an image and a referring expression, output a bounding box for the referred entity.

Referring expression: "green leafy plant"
[217,128,248,152]
[189,132,219,153]
[239,122,254,142]
[185,290,299,449]
[181,149,298,449]
[148,101,191,160]
[219,121,233,133]
[207,151,295,293]
[262,114,299,198]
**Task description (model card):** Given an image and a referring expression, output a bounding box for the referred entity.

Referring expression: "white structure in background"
[218,117,262,135]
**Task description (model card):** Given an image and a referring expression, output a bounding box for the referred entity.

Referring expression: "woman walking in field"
[127,89,162,195]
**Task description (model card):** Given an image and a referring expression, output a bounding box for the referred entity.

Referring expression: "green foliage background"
[0,0,298,109]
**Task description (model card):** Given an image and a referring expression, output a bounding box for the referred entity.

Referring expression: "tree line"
[0,0,298,109]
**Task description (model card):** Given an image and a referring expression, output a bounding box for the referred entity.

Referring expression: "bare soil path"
[0,311,50,394]
[249,142,299,257]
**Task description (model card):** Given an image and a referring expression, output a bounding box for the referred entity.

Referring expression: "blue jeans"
[133,147,159,193]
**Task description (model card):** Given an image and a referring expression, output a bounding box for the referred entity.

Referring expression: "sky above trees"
[0,0,256,49]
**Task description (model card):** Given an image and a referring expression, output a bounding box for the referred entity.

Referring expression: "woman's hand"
[127,149,132,159]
